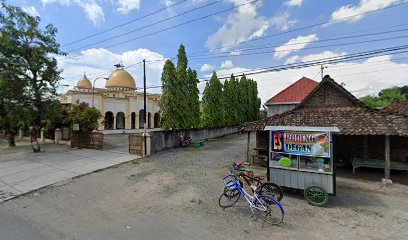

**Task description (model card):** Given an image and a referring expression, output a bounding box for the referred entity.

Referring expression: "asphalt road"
[0,209,48,240]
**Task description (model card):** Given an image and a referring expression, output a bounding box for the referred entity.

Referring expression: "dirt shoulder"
[1,133,407,240]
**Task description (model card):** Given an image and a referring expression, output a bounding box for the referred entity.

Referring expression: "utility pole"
[143,59,147,156]
[320,64,327,80]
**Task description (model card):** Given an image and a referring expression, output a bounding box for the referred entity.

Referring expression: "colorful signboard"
[271,131,330,157]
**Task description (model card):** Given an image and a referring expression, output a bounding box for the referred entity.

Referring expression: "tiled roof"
[384,100,408,115]
[240,76,408,136]
[265,77,319,105]
[239,107,408,136]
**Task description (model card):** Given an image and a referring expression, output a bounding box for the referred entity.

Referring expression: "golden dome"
[76,74,92,89]
[106,69,136,90]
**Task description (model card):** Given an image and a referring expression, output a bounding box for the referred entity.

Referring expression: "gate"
[129,134,143,155]
[71,132,104,149]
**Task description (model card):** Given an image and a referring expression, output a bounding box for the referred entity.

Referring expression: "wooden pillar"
[384,135,390,179]
[363,135,369,158]
[246,132,250,163]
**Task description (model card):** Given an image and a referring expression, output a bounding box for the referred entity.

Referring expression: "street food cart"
[266,126,340,206]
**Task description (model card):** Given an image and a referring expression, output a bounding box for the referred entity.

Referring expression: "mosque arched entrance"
[104,112,114,130]
[154,113,160,128]
[139,109,145,129]
[131,112,136,129]
[116,112,125,129]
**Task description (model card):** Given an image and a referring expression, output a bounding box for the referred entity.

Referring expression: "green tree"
[159,59,181,130]
[160,44,200,130]
[361,86,407,108]
[176,44,200,128]
[221,79,232,126]
[228,74,240,125]
[201,71,224,128]
[0,2,65,142]
[65,102,102,132]
[0,6,29,146]
[250,79,261,121]
[186,67,200,128]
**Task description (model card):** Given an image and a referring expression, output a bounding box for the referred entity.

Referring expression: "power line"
[61,32,408,81]
[213,46,408,79]
[64,0,259,56]
[189,34,408,60]
[62,0,188,47]
[132,44,408,91]
[66,0,225,52]
[188,27,408,57]
[189,1,408,56]
[60,0,407,63]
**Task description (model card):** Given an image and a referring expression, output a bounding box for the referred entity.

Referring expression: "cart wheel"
[304,186,328,207]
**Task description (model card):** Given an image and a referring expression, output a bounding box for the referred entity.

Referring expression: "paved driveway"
[0,141,139,202]
[103,134,130,153]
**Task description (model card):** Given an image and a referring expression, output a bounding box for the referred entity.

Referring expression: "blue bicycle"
[219,172,285,225]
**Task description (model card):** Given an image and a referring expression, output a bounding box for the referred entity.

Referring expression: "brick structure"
[240,75,408,179]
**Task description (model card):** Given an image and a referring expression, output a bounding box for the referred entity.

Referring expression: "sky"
[8,0,408,104]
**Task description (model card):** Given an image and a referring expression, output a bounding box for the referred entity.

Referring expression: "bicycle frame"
[223,173,282,213]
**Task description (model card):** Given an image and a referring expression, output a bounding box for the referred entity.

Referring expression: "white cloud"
[41,0,70,5]
[284,51,346,64]
[220,60,234,69]
[115,0,141,14]
[57,48,166,92]
[300,51,347,63]
[330,0,402,23]
[212,55,408,105]
[161,0,174,7]
[206,1,296,49]
[200,63,216,72]
[274,34,318,59]
[230,50,241,56]
[285,0,303,7]
[284,55,300,64]
[269,12,297,31]
[22,6,40,17]
[41,0,104,25]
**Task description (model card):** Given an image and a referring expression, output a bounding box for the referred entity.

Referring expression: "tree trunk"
[0,102,15,147]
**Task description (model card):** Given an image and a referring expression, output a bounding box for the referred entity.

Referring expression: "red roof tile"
[384,100,408,115]
[265,77,319,105]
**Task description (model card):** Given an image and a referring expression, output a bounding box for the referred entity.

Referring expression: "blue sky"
[9,0,408,103]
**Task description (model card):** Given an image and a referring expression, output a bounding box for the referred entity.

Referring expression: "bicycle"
[238,171,284,202]
[230,162,284,202]
[219,172,285,225]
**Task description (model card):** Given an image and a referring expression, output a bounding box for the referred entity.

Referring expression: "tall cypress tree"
[159,60,180,130]
[229,74,240,125]
[187,67,200,128]
[201,71,223,128]
[160,44,200,130]
[221,79,231,126]
[176,44,189,128]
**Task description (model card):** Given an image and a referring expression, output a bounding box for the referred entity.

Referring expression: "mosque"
[60,66,161,131]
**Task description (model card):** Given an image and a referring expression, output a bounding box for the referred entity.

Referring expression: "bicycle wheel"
[254,195,284,225]
[218,189,240,208]
[260,182,284,202]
